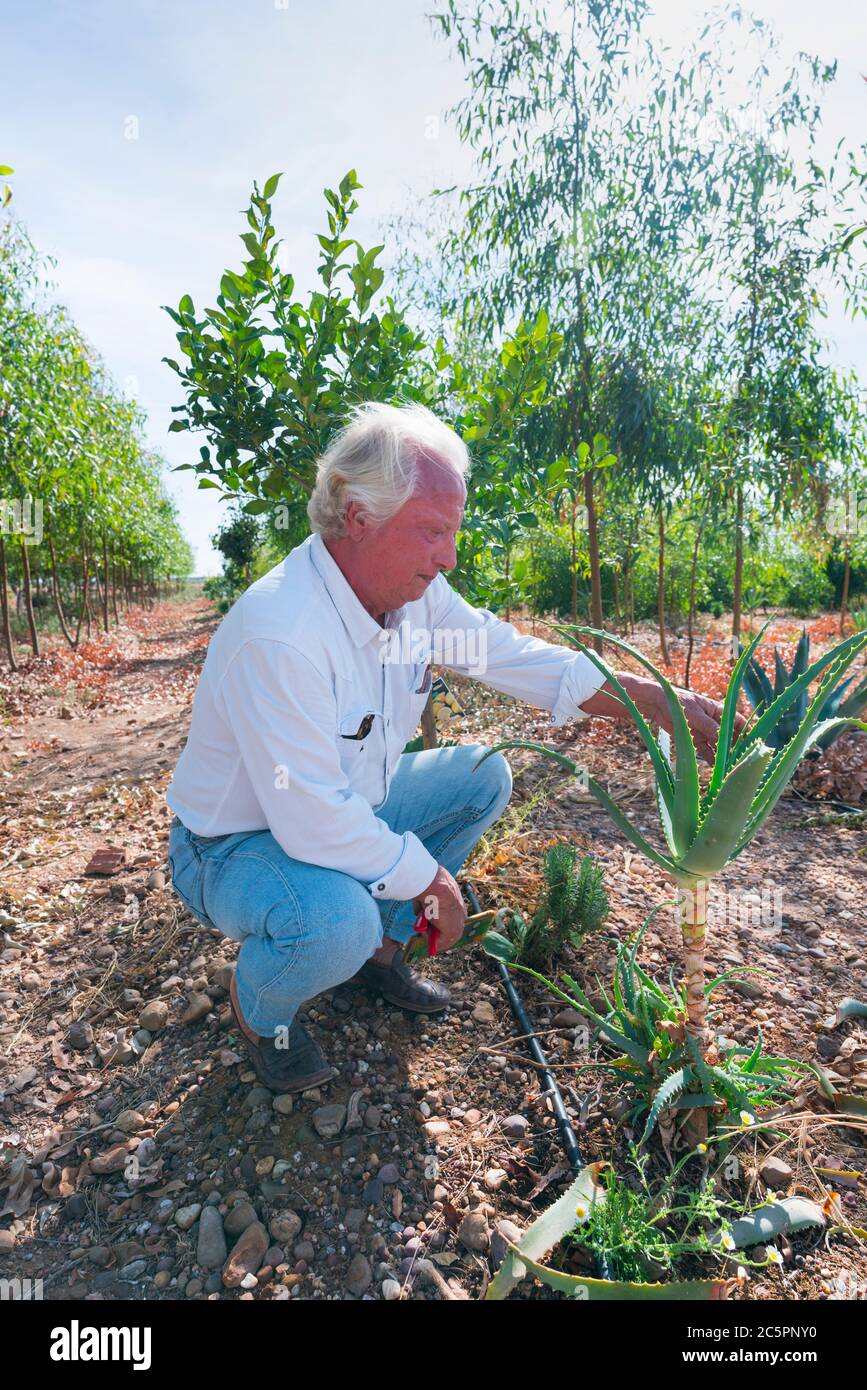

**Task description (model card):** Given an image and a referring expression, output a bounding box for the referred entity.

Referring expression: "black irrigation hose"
[463,881,612,1282]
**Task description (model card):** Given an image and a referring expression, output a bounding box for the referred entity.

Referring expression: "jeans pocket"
[168,850,213,928]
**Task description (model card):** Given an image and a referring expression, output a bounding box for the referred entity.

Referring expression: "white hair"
[306,399,470,539]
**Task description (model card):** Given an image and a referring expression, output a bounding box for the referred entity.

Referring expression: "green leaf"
[263,172,282,200]
[485,1165,606,1300]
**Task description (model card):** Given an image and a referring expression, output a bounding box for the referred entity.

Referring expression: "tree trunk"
[102,531,110,633]
[584,471,603,654]
[684,519,704,691]
[570,507,578,626]
[110,542,120,625]
[48,537,75,647]
[74,532,91,648]
[629,566,635,633]
[19,537,39,656]
[0,534,18,671]
[840,545,851,636]
[503,549,511,625]
[657,510,671,666]
[732,483,744,658]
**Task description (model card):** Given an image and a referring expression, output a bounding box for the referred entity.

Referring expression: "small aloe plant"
[740,626,867,753]
[476,619,867,1133]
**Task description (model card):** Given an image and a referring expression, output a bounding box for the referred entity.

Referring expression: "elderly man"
[167,400,730,1094]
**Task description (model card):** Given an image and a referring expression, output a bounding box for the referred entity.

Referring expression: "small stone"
[269,1211,302,1244]
[346,1252,372,1296]
[272,1094,294,1116]
[197,1206,228,1270]
[175,1203,202,1231]
[67,1020,94,1051]
[484,1167,508,1191]
[312,1103,347,1139]
[139,1000,169,1032]
[457,1210,490,1252]
[382,1278,401,1301]
[472,1000,496,1025]
[378,1163,400,1185]
[490,1219,524,1271]
[759,1156,793,1190]
[222,1221,268,1288]
[224,1200,258,1236]
[115,1109,145,1134]
[180,992,213,1024]
[501,1114,529,1140]
[423,1120,450,1140]
[146,869,166,891]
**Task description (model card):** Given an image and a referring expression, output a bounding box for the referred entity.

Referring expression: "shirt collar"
[309,532,406,648]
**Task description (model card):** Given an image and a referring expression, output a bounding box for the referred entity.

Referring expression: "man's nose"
[434,536,457,570]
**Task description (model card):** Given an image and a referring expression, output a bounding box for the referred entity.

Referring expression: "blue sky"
[3,0,864,574]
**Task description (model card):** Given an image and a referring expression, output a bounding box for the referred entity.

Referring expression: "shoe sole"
[229,980,337,1094]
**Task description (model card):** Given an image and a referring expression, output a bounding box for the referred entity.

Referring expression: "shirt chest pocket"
[403,659,432,733]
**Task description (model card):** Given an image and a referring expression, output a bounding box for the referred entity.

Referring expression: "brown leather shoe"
[229,970,336,1093]
[354,952,451,1013]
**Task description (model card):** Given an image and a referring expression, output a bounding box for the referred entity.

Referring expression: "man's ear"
[343,500,369,542]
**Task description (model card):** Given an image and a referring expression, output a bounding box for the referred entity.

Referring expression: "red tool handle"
[413,908,439,957]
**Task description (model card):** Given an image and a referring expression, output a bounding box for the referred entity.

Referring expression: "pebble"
[501,1114,529,1139]
[312,1103,347,1139]
[346,1253,372,1295]
[759,1156,793,1190]
[457,1210,490,1252]
[378,1163,400,1185]
[197,1206,228,1269]
[222,1221,269,1288]
[175,1203,202,1231]
[382,1278,401,1301]
[224,1200,258,1236]
[269,1211,302,1244]
[272,1094,294,1115]
[484,1167,508,1191]
[472,1001,496,1025]
[139,1000,169,1032]
[67,1020,94,1051]
[180,992,213,1024]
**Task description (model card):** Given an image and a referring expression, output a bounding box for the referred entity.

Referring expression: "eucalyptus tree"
[695,14,858,648]
[424,0,720,650]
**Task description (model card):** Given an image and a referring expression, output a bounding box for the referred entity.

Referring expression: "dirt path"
[0,599,865,1302]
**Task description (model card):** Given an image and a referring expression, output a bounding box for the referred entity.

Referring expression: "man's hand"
[413,865,467,952]
[647,684,748,766]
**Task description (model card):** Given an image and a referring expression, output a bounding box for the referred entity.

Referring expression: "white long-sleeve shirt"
[166,532,607,902]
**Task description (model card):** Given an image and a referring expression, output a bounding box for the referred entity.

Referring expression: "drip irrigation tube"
[463,880,612,1282]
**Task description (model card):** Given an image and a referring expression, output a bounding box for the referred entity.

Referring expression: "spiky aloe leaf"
[710,1199,825,1251]
[547,624,676,818]
[484,1163,606,1300]
[551,624,701,858]
[729,629,867,763]
[643,1065,694,1141]
[709,619,773,803]
[732,712,867,858]
[474,741,680,877]
[495,1247,729,1300]
[815,669,867,749]
[676,742,775,879]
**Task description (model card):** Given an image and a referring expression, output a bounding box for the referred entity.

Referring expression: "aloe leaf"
[485,1164,606,1300]
[833,998,867,1024]
[729,629,867,762]
[732,716,867,858]
[496,1247,728,1300]
[549,623,676,816]
[642,1066,694,1141]
[677,742,775,877]
[553,624,700,857]
[711,620,774,801]
[475,741,681,877]
[481,931,517,964]
[711,1198,825,1251]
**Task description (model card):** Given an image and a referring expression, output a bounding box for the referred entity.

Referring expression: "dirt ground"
[1,596,865,1301]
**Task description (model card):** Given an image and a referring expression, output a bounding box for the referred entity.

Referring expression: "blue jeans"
[167,743,511,1036]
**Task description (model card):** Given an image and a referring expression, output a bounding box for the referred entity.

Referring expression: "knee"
[472,747,512,817]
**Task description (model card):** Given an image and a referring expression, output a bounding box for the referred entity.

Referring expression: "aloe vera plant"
[740,626,867,752]
[476,619,867,1129]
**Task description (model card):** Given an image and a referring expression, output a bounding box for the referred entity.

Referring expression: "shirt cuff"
[550,653,609,728]
[367,832,439,902]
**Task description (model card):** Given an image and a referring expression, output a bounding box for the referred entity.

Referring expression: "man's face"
[344,457,466,613]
